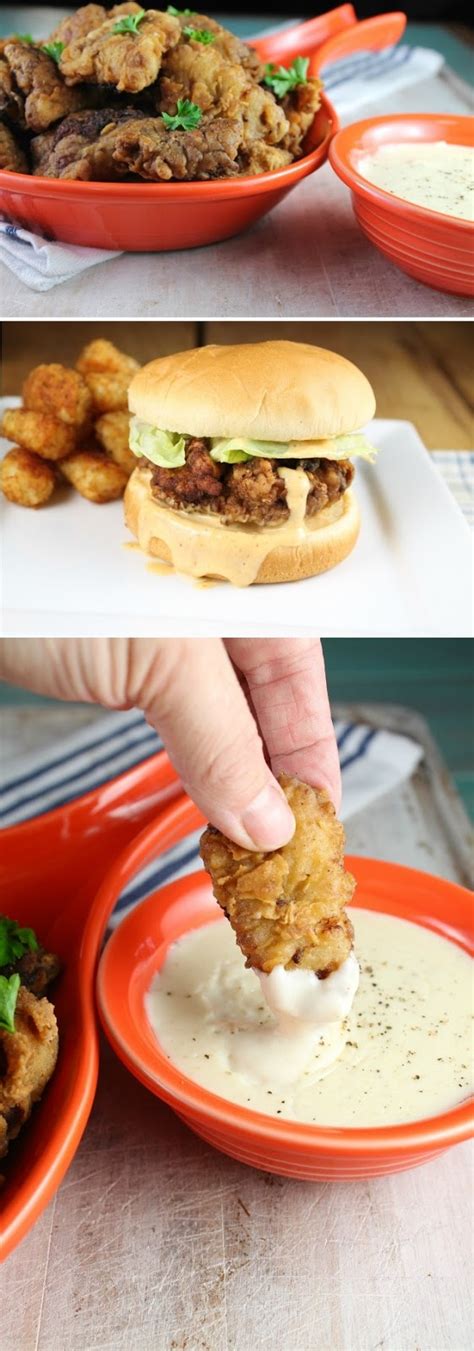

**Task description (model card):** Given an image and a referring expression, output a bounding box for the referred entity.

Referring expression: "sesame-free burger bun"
[128,341,376,443]
[124,467,360,586]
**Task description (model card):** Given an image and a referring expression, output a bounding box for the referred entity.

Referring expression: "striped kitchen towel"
[431,452,474,530]
[0,708,422,923]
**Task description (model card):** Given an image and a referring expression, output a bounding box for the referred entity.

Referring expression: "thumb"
[130,639,295,851]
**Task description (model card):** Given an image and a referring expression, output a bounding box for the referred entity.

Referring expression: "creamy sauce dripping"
[356,141,474,221]
[146,910,473,1127]
[129,468,346,586]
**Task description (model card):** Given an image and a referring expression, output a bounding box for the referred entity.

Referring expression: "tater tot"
[76,339,139,378]
[0,448,56,508]
[94,411,137,475]
[1,409,76,461]
[60,450,129,503]
[23,364,92,431]
[83,370,131,414]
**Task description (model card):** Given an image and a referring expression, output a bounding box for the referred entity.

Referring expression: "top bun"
[129,341,376,441]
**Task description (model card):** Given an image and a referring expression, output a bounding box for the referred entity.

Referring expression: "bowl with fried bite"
[0,751,181,1261]
[0,93,336,251]
[96,794,473,1183]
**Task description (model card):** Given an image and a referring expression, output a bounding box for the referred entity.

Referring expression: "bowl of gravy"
[96,794,473,1181]
[329,114,474,297]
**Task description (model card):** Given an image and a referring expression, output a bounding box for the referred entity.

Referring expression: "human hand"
[0,638,339,850]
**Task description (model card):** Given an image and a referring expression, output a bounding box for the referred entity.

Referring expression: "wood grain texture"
[2,321,472,449]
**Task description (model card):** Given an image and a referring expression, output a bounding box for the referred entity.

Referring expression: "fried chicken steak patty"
[144,438,354,527]
[0,987,59,1161]
[31,105,146,178]
[200,775,356,976]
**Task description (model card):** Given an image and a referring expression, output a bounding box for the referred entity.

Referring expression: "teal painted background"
[1,641,472,819]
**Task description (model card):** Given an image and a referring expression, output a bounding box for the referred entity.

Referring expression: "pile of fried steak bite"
[0,5,322,181]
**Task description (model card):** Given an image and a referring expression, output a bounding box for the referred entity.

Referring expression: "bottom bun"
[124,466,360,586]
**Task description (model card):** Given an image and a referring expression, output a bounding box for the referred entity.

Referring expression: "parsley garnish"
[0,915,38,968]
[13,33,34,44]
[167,6,196,14]
[112,9,146,35]
[0,973,21,1033]
[162,99,202,131]
[263,56,309,98]
[183,27,215,44]
[42,41,65,63]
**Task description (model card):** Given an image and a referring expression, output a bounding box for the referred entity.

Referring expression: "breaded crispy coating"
[31,106,145,180]
[4,945,61,998]
[23,363,92,431]
[0,987,58,1157]
[239,141,292,175]
[281,78,322,158]
[0,50,26,127]
[173,12,262,78]
[159,43,248,121]
[4,41,87,134]
[77,338,139,377]
[0,120,28,172]
[60,448,129,501]
[59,7,181,94]
[1,408,76,459]
[47,3,108,47]
[95,410,136,474]
[114,114,241,181]
[200,775,356,976]
[0,447,56,508]
[83,368,134,412]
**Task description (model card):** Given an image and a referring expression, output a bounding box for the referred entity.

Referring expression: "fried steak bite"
[113,113,241,181]
[281,78,323,158]
[172,12,262,78]
[0,447,56,508]
[0,987,58,1161]
[31,105,145,180]
[4,40,88,134]
[0,49,26,128]
[4,944,61,998]
[0,120,28,172]
[148,439,354,526]
[59,6,181,95]
[47,3,109,47]
[200,775,356,977]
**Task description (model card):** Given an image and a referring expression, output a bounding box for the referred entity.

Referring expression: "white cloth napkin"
[0,43,444,290]
[0,708,423,923]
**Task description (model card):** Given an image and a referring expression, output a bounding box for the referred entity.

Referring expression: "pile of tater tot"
[0,338,139,508]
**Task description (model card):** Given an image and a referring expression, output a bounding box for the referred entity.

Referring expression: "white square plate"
[1,412,472,636]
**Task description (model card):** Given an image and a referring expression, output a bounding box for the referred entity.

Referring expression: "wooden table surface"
[0,48,472,320]
[1,704,472,1351]
[3,320,473,449]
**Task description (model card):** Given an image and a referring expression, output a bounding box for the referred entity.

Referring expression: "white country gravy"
[146,910,473,1127]
[129,468,349,586]
[355,141,474,222]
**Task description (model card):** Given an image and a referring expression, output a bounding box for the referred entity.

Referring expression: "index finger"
[225,638,341,812]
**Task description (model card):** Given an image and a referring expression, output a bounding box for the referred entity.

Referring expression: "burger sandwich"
[125,341,376,586]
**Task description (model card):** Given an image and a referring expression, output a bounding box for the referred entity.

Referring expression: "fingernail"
[241,782,295,851]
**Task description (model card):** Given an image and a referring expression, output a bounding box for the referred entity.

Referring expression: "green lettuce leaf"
[130,418,186,468]
[322,434,378,463]
[0,973,20,1033]
[210,437,289,463]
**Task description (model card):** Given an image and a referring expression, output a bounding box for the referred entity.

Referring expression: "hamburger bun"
[129,341,375,443]
[124,466,360,586]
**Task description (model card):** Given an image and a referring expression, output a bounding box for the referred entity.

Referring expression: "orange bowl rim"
[329,113,474,230]
[96,800,474,1160]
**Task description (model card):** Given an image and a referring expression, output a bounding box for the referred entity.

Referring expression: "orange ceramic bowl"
[97,796,474,1183]
[0,96,336,252]
[1,750,181,1263]
[329,114,474,296]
